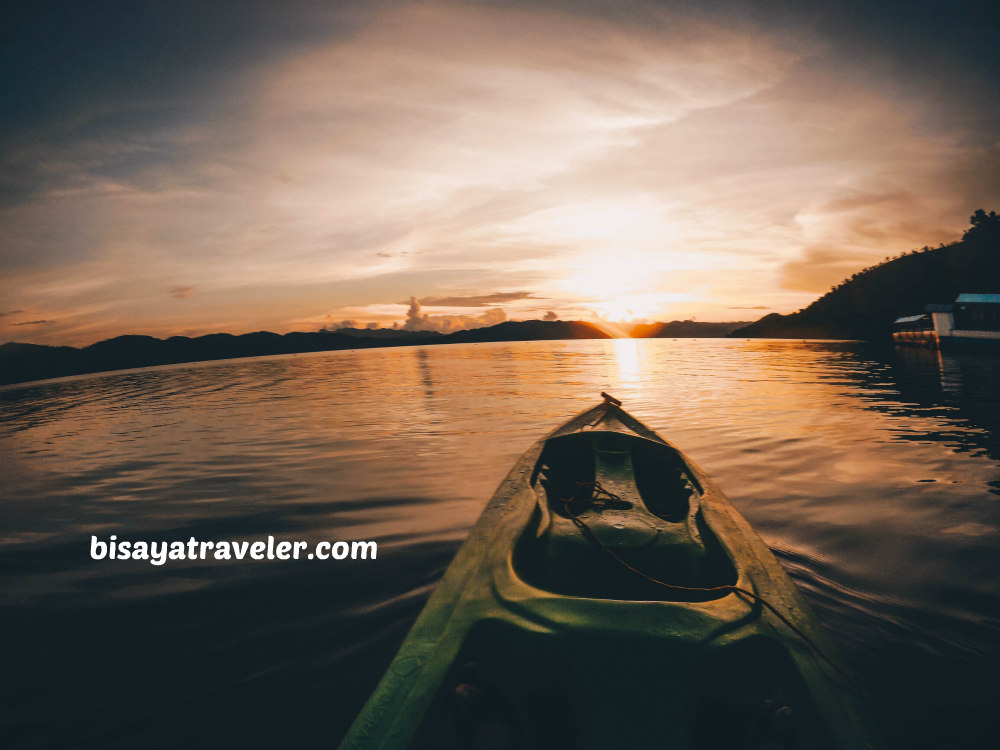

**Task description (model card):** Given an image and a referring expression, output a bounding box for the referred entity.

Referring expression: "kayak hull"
[340,401,879,749]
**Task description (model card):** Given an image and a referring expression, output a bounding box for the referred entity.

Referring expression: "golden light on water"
[611,338,647,388]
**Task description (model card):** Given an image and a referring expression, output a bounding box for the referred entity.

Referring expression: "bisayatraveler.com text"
[90,535,377,565]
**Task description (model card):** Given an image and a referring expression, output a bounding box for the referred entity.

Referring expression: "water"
[1,339,998,749]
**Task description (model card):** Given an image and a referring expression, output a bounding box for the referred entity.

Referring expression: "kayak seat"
[514,430,737,601]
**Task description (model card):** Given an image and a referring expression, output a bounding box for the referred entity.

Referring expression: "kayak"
[340,395,879,749]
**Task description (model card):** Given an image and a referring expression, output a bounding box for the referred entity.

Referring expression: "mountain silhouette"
[0,320,619,386]
[630,320,750,338]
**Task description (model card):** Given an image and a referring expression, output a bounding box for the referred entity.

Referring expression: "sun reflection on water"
[611,337,647,389]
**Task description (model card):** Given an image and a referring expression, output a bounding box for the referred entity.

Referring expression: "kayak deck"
[340,399,878,749]
[517,414,735,602]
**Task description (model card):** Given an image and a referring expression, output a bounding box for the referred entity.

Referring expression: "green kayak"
[340,396,879,749]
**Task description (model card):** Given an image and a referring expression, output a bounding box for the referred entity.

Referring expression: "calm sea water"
[1,339,998,749]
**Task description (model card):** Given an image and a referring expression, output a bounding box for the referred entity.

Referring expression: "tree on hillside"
[964,209,1000,241]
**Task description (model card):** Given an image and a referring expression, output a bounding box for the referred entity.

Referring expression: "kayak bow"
[340,398,878,749]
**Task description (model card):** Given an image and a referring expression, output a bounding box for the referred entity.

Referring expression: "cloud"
[0,310,25,317]
[779,244,876,293]
[328,319,359,330]
[413,291,535,307]
[170,285,195,299]
[543,311,558,321]
[3,1,1000,345]
[11,319,54,326]
[799,187,960,247]
[403,296,507,333]
[945,141,1000,210]
[0,2,374,210]
[728,306,770,310]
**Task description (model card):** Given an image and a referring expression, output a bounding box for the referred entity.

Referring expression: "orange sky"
[2,1,999,345]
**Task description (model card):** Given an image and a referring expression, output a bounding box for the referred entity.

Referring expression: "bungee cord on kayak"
[560,479,861,694]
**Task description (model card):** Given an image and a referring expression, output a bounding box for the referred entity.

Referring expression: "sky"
[2,0,999,345]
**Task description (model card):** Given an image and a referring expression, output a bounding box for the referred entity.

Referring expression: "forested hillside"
[734,211,1000,339]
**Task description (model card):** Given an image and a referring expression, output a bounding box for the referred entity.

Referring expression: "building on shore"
[891,313,936,347]
[894,293,1000,350]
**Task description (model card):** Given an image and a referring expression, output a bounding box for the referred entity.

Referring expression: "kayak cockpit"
[513,425,737,602]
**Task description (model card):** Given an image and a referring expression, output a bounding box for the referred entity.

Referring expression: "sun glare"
[561,255,690,325]
[566,257,643,298]
[594,293,664,322]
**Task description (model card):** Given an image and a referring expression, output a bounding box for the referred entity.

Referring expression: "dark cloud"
[11,319,54,326]
[3,1,998,203]
[0,309,26,317]
[414,291,535,307]
[810,189,960,246]
[6,0,996,209]
[1,2,378,133]
[327,319,360,330]
[946,142,1000,209]
[0,1,379,208]
[786,0,1000,120]
[819,189,915,215]
[523,0,1000,112]
[170,286,195,299]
